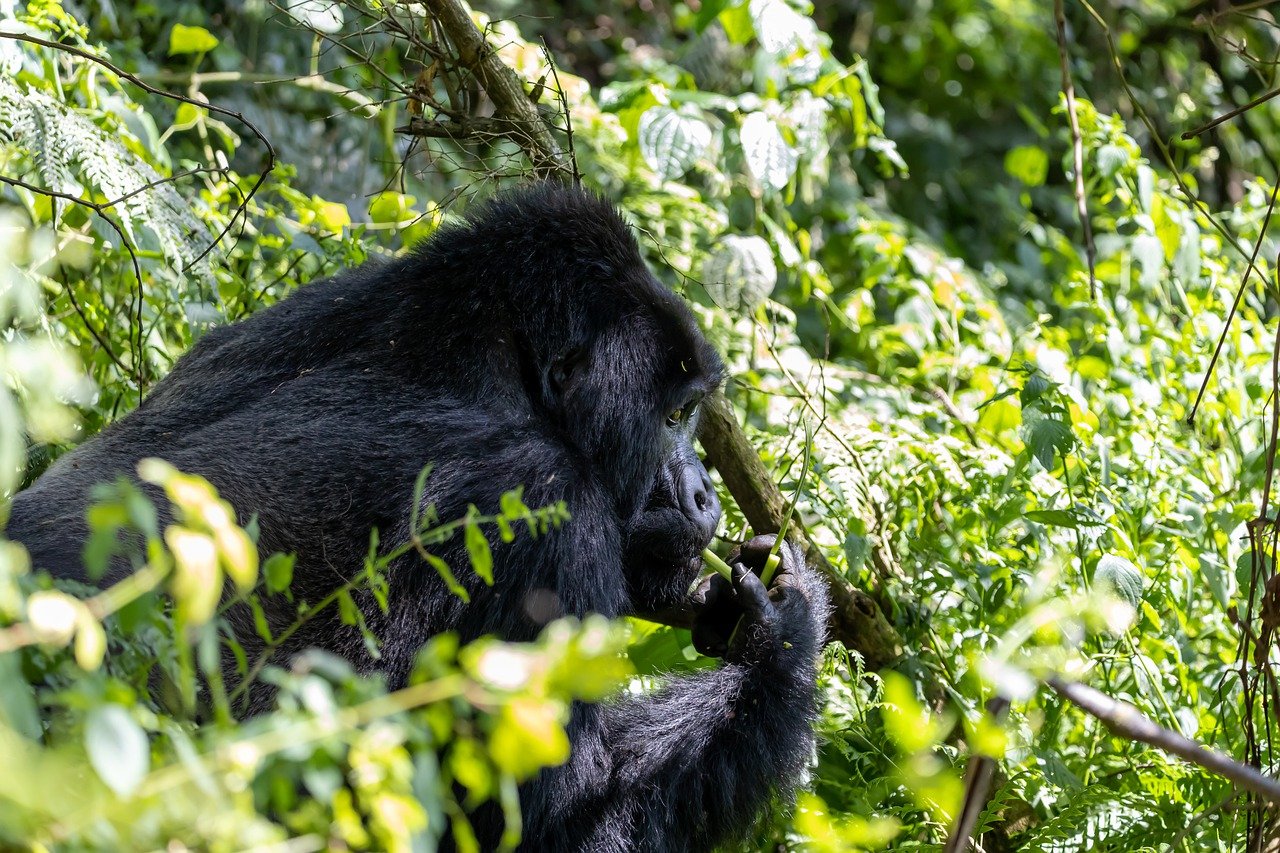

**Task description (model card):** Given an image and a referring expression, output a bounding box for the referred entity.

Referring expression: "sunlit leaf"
[740,112,797,191]
[1095,554,1144,609]
[85,705,150,796]
[701,234,777,313]
[638,106,713,181]
[168,24,218,56]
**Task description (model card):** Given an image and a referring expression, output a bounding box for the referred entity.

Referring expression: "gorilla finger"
[736,535,779,571]
[732,564,772,618]
[690,572,731,607]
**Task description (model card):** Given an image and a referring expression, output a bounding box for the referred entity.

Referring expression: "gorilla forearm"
[520,648,821,851]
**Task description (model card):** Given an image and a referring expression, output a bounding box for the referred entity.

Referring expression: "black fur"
[7,184,828,852]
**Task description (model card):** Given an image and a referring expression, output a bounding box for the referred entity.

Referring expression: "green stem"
[701,548,781,583]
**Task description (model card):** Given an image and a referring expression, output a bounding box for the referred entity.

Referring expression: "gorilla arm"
[517,538,829,852]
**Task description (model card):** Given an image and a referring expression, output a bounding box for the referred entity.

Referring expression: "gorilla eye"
[551,348,586,395]
[666,407,684,427]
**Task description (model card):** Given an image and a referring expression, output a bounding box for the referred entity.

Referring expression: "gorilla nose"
[680,466,721,540]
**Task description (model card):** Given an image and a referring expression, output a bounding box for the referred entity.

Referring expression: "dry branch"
[1049,678,1280,803]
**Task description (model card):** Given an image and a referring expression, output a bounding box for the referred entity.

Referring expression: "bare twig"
[1183,86,1280,140]
[945,696,1011,853]
[1049,678,1280,804]
[396,115,522,139]
[138,70,380,117]
[1054,0,1097,299]
[1187,177,1279,424]
[540,37,581,187]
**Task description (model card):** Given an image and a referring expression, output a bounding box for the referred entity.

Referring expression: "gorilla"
[7,184,828,851]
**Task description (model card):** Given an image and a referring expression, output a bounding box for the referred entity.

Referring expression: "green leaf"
[1095,554,1143,609]
[1004,146,1048,187]
[168,24,218,56]
[368,191,415,225]
[1025,507,1103,528]
[263,552,295,594]
[637,105,713,181]
[248,595,273,642]
[85,705,150,796]
[0,653,40,739]
[749,0,816,54]
[284,0,345,34]
[1021,412,1074,470]
[172,102,204,130]
[740,112,797,191]
[489,698,570,779]
[718,2,754,43]
[701,234,778,313]
[1132,233,1163,289]
[1019,373,1052,406]
[337,589,360,626]
[843,529,871,572]
[465,519,493,585]
[1095,144,1129,179]
[424,553,471,603]
[695,0,733,31]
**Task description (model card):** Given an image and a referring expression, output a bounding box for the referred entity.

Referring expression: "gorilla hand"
[691,535,828,666]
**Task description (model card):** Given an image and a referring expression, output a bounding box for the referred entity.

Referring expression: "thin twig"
[1183,86,1280,140]
[1187,177,1280,424]
[539,37,581,186]
[1054,0,1097,299]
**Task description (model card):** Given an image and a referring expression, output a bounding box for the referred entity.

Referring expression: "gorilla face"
[550,272,724,618]
[462,190,726,619]
[622,394,722,616]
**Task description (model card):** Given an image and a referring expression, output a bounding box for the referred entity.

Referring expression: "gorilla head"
[409,187,725,617]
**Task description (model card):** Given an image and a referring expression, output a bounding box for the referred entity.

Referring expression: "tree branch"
[1049,678,1280,803]
[697,392,901,668]
[419,0,567,180]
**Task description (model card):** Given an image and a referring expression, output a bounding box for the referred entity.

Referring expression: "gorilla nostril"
[694,490,707,511]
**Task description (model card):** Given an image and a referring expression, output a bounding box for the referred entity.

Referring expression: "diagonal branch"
[420,0,567,180]
[1050,678,1280,803]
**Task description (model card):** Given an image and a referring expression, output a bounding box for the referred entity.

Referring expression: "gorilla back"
[7,183,828,852]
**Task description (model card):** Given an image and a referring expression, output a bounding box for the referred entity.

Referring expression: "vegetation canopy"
[1,0,1279,849]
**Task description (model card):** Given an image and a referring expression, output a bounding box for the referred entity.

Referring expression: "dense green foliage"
[2,0,1280,849]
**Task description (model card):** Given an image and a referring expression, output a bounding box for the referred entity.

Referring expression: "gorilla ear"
[549,347,587,397]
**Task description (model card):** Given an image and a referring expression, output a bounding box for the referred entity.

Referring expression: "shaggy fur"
[7,183,828,852]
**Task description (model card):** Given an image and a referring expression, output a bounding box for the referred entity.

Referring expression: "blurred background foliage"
[2,0,1280,849]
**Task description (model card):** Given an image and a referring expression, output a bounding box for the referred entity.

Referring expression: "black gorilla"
[8,184,828,851]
